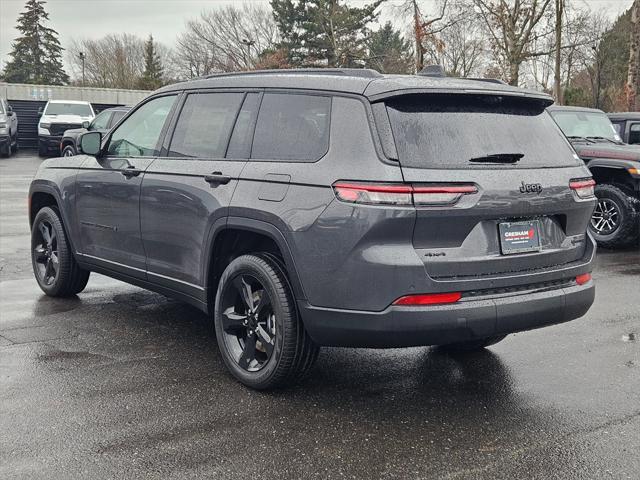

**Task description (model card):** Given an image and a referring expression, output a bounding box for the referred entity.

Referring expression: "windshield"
[549,110,620,142]
[45,102,93,116]
[385,94,580,169]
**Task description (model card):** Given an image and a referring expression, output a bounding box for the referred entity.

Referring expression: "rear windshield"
[385,94,580,169]
[45,102,93,116]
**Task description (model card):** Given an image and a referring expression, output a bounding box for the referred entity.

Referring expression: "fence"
[0,82,150,149]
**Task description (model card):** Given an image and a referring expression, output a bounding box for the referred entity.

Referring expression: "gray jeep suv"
[29,69,597,389]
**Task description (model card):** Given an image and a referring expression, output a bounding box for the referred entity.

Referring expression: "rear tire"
[437,335,507,352]
[31,207,90,297]
[214,253,319,389]
[590,184,639,249]
[11,133,18,153]
[0,144,9,158]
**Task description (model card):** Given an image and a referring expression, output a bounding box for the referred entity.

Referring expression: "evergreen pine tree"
[365,22,413,74]
[271,0,383,67]
[138,35,164,90]
[3,0,68,85]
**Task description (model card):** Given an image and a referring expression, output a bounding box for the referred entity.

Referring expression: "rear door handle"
[204,172,232,186]
[121,166,142,178]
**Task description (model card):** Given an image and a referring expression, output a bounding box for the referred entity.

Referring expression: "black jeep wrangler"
[608,112,640,145]
[548,105,640,248]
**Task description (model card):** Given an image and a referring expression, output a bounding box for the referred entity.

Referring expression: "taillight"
[576,273,592,285]
[570,178,595,199]
[333,182,477,206]
[393,292,462,306]
[412,185,478,205]
[333,182,412,205]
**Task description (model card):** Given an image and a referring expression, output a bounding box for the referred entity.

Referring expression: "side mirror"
[79,131,102,156]
[37,106,44,116]
[82,121,90,129]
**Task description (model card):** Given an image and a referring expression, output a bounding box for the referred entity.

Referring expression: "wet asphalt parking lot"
[0,151,639,479]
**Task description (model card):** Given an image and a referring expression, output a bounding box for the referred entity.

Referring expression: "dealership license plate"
[498,220,542,254]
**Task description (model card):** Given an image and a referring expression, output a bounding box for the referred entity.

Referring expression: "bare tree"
[68,34,146,89]
[627,0,640,110]
[175,4,278,77]
[395,0,459,72]
[473,0,553,86]
[425,7,486,77]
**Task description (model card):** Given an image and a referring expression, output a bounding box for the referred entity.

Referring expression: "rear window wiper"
[469,153,524,164]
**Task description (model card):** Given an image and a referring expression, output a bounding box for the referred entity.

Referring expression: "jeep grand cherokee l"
[29,69,596,389]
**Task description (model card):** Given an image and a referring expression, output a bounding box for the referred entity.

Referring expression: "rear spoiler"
[366,88,553,107]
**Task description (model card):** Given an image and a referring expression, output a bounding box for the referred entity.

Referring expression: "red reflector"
[576,273,592,285]
[569,179,595,190]
[393,292,462,306]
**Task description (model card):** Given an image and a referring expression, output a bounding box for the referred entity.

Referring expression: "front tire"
[214,253,319,389]
[31,207,90,297]
[61,145,76,157]
[589,184,639,249]
[38,143,48,157]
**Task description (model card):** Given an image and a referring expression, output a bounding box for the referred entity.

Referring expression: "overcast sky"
[0,0,634,75]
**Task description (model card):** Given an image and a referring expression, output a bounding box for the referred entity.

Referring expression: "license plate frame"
[498,220,542,255]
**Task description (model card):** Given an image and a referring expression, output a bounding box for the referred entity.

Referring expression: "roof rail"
[465,77,507,85]
[201,68,384,80]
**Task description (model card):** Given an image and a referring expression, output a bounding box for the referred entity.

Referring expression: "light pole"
[241,38,255,70]
[79,52,86,87]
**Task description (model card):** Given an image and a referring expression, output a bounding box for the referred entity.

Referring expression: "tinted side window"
[629,123,640,144]
[251,93,331,162]
[89,110,111,130]
[169,92,243,159]
[110,110,127,127]
[107,95,176,157]
[226,93,261,159]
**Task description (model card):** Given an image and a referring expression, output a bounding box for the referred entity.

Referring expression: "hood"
[0,114,7,122]
[571,141,640,163]
[63,127,88,136]
[40,114,93,124]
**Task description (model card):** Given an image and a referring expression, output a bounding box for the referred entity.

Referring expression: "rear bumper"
[299,281,595,347]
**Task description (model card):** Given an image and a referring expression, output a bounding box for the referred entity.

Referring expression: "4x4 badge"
[519,181,543,194]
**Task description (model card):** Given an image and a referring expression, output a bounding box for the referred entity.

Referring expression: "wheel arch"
[203,218,306,313]
[588,162,638,192]
[29,183,79,256]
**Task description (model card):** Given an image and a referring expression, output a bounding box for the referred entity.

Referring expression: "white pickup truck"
[38,100,94,157]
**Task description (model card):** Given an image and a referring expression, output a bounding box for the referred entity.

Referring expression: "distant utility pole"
[79,52,86,87]
[627,0,640,111]
[553,0,564,105]
[241,38,255,70]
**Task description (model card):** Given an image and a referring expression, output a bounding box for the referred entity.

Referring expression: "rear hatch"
[381,93,595,282]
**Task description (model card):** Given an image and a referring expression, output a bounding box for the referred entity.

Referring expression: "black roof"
[156,69,552,103]
[607,112,640,121]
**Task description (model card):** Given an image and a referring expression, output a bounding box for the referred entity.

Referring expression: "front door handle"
[121,166,142,178]
[204,172,232,186]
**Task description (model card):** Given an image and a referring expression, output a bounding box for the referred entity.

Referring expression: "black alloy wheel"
[33,219,59,286]
[219,273,276,372]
